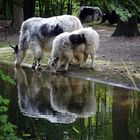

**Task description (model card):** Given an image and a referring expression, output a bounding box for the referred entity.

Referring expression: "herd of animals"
[9,6,139,72]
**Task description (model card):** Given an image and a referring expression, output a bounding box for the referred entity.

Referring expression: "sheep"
[77,6,102,23]
[48,27,99,72]
[101,10,118,25]
[10,15,83,70]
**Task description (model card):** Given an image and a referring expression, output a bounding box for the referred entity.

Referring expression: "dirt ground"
[0,25,140,89]
[95,25,140,89]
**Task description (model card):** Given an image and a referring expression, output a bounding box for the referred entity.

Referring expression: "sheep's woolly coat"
[14,15,83,69]
[77,6,102,22]
[49,27,99,72]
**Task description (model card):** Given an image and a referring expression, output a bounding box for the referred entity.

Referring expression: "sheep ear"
[9,42,18,54]
[9,42,15,49]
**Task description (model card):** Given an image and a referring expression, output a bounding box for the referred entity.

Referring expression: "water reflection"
[1,62,140,140]
[14,67,96,123]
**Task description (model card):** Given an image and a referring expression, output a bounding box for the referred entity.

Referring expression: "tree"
[112,16,140,37]
[109,0,140,37]
[112,87,130,140]
[88,0,140,37]
[23,0,35,20]
[67,0,72,15]
[12,1,23,31]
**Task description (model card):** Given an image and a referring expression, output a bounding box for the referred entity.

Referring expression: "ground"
[0,24,140,89]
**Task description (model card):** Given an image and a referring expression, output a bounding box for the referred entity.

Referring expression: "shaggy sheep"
[77,6,102,23]
[10,15,83,70]
[49,27,99,72]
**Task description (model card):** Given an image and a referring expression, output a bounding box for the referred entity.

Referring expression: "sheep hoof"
[80,63,87,69]
[90,64,96,69]
[36,64,42,71]
[32,63,36,69]
[32,64,43,71]
[80,64,84,69]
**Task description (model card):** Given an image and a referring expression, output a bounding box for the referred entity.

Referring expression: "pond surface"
[0,62,140,140]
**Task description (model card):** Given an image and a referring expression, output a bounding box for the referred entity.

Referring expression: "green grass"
[0,42,9,48]
[0,43,50,65]
[0,43,140,88]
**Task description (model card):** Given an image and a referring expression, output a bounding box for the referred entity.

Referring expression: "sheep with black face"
[77,6,102,23]
[49,27,99,72]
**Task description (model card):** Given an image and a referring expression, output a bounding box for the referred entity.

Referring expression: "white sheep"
[10,15,83,70]
[48,27,99,72]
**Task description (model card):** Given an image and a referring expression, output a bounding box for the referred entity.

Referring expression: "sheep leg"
[36,58,42,70]
[90,51,96,69]
[32,58,42,70]
[80,53,88,68]
[64,59,71,71]
[64,63,69,71]
[32,50,43,70]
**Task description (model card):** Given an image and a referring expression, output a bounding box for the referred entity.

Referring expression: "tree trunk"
[80,0,84,6]
[43,0,51,17]
[23,0,35,20]
[50,0,56,16]
[67,0,72,15]
[112,16,140,37]
[60,0,64,15]
[112,87,130,140]
[12,3,23,32]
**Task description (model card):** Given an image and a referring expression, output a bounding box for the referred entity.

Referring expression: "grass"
[0,46,50,65]
[0,42,9,48]
[0,43,140,89]
[0,47,14,62]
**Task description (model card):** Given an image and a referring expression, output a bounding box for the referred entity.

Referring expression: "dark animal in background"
[77,6,102,23]
[102,11,140,25]
[101,11,118,25]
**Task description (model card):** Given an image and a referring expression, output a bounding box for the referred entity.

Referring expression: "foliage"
[1,0,140,23]
[0,69,21,140]
[107,0,140,22]
[0,95,22,140]
[0,70,15,85]
[109,3,132,22]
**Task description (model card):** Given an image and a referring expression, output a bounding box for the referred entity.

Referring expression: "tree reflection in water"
[0,63,140,140]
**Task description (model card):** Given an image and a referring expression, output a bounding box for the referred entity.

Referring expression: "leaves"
[0,95,22,140]
[0,95,9,105]
[109,3,132,22]
[0,70,16,85]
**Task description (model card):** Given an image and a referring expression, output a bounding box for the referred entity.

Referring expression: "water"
[0,62,140,140]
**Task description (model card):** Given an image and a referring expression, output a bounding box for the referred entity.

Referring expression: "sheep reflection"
[15,68,76,123]
[15,67,96,123]
[49,75,96,117]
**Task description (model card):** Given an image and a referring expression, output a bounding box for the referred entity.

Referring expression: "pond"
[0,62,140,140]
